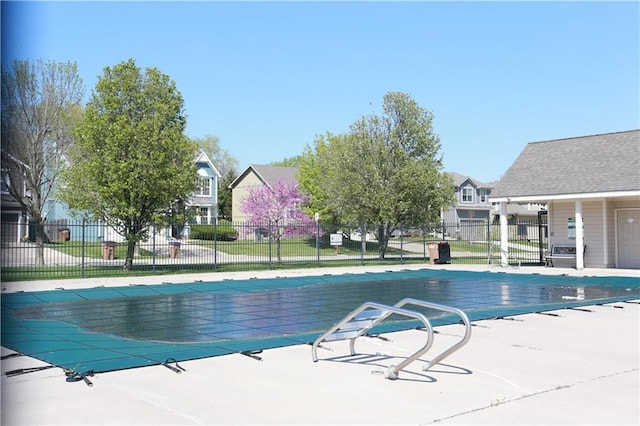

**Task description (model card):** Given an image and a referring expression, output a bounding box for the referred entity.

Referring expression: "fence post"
[81,218,86,278]
[213,221,218,271]
[152,227,156,273]
[268,221,273,270]
[315,217,320,267]
[400,227,404,264]
[360,224,365,266]
[486,219,491,262]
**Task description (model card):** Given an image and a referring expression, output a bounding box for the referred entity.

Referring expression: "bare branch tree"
[1,59,84,264]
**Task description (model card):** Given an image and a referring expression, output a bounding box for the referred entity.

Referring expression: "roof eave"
[490,190,640,203]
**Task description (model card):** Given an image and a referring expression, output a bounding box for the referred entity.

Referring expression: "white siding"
[548,200,604,267]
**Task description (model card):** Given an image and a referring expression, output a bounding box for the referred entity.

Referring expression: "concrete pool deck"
[1,264,639,425]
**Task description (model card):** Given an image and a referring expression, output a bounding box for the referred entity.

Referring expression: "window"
[461,187,474,203]
[198,207,210,224]
[195,176,211,197]
[479,189,489,203]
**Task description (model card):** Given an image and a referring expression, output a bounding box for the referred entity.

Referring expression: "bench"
[545,244,586,267]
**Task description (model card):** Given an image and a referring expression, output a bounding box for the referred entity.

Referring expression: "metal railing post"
[360,224,365,266]
[268,221,273,270]
[316,219,320,267]
[152,227,156,273]
[213,220,218,271]
[81,219,86,278]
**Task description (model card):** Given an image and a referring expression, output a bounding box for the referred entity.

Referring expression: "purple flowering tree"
[241,181,316,262]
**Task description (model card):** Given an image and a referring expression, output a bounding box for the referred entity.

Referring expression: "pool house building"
[490,129,640,270]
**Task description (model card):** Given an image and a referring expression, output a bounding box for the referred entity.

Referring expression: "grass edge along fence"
[1,218,547,281]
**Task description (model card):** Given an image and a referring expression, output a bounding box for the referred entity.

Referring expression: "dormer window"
[461,187,473,203]
[479,188,489,203]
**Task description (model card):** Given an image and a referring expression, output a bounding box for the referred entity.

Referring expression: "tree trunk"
[35,221,46,266]
[378,224,389,260]
[124,240,136,271]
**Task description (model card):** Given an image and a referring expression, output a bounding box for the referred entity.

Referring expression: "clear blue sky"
[2,1,638,182]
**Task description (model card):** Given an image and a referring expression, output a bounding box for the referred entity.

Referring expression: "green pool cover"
[2,269,639,376]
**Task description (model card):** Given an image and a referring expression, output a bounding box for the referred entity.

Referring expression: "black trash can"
[428,241,450,264]
[437,242,451,264]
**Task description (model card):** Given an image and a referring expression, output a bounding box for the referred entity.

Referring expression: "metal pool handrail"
[311,298,471,380]
[393,298,472,373]
[311,302,435,376]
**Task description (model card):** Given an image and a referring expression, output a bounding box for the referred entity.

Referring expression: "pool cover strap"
[5,365,56,377]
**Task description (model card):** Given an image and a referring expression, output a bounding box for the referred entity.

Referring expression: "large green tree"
[1,59,84,265]
[61,59,198,270]
[299,92,454,259]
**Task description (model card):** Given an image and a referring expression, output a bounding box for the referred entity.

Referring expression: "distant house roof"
[448,172,495,189]
[490,130,640,202]
[229,165,298,189]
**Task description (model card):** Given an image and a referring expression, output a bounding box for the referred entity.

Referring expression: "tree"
[298,92,454,259]
[60,59,198,270]
[1,59,84,265]
[298,132,345,228]
[241,181,316,263]
[270,154,303,167]
[191,134,238,178]
[217,169,235,220]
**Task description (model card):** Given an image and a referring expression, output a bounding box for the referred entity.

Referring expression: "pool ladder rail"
[311,298,471,380]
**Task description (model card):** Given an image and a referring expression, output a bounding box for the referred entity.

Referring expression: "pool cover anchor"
[64,369,94,387]
[162,357,186,374]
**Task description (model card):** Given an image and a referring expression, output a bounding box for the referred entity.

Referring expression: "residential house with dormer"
[442,173,496,239]
[189,151,222,226]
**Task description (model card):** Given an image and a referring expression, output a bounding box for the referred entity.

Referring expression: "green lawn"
[45,241,155,259]
[192,237,406,256]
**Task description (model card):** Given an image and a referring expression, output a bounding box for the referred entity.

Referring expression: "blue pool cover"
[2,269,639,376]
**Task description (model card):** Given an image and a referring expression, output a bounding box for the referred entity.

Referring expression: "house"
[228,165,298,223]
[1,150,221,242]
[490,130,640,269]
[188,151,222,226]
[443,173,545,240]
[443,173,496,239]
[1,167,28,244]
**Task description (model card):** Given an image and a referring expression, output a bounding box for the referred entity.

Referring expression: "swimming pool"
[2,269,638,376]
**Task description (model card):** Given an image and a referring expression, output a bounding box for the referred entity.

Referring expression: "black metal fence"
[0,218,548,281]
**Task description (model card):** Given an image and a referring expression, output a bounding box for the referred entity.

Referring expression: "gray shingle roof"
[448,172,495,188]
[491,130,640,199]
[246,165,298,189]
